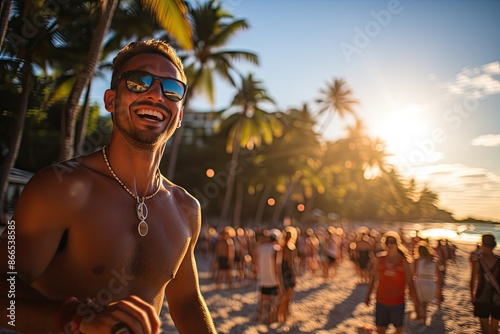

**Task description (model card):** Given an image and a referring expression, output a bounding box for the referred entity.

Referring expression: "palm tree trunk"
[220,120,243,224]
[75,81,92,155]
[232,178,243,227]
[0,61,32,220]
[166,72,202,180]
[271,173,301,225]
[166,125,184,179]
[301,192,316,221]
[0,0,12,48]
[60,0,118,161]
[254,183,271,225]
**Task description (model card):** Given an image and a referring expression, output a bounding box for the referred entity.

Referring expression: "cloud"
[412,163,500,221]
[442,61,500,98]
[471,134,500,147]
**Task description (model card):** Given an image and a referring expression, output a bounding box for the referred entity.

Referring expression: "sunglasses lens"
[125,72,152,93]
[162,79,185,101]
[122,71,185,101]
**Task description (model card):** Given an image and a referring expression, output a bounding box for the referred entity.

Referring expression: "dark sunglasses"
[112,70,188,102]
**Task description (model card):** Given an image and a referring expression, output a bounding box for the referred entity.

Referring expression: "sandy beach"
[161,245,481,333]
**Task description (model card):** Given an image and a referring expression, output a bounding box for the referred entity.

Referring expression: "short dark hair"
[111,39,186,87]
[482,233,497,248]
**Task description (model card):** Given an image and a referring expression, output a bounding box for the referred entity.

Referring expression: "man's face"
[104,53,185,149]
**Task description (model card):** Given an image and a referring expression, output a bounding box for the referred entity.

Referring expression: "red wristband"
[56,297,82,334]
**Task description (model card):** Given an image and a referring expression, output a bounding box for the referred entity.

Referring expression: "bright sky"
[93,0,500,222]
[189,0,500,222]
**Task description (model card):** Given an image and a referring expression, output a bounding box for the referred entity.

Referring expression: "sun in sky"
[373,104,437,168]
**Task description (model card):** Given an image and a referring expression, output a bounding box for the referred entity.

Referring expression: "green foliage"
[0,0,452,226]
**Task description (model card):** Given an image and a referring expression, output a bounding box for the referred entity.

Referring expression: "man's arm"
[470,260,479,302]
[165,195,216,334]
[0,166,160,333]
[434,260,443,308]
[0,167,70,332]
[403,259,417,303]
[364,255,378,306]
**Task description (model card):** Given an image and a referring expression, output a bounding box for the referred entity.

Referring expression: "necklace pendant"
[136,197,149,237]
[137,198,148,221]
[138,220,148,236]
[102,147,160,238]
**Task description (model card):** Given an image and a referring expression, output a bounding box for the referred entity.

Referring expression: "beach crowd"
[193,223,498,334]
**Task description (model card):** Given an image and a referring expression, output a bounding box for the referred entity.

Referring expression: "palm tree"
[218,73,282,224]
[0,0,74,218]
[417,186,439,218]
[247,105,326,225]
[75,0,172,155]
[0,0,192,215]
[163,0,259,179]
[315,78,359,133]
[59,0,192,160]
[0,0,12,48]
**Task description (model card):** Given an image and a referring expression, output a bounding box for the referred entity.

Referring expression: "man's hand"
[77,296,160,334]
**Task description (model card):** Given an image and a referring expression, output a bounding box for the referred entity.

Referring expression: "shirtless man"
[214,227,234,289]
[0,40,217,333]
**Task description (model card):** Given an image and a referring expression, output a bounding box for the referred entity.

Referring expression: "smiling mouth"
[136,109,165,122]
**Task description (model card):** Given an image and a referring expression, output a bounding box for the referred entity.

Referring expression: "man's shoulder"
[15,153,103,212]
[165,179,199,208]
[31,151,101,183]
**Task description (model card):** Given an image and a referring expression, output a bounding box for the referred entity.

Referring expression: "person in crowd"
[305,228,321,275]
[0,39,216,333]
[365,231,416,334]
[470,233,500,334]
[435,239,451,279]
[322,226,340,279]
[234,227,249,283]
[255,229,283,324]
[245,228,258,279]
[470,243,482,263]
[412,240,443,328]
[214,226,235,289]
[447,239,457,265]
[296,227,307,274]
[355,232,374,284]
[277,226,298,323]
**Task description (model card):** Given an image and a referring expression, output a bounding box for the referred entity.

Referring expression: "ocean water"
[398,221,500,252]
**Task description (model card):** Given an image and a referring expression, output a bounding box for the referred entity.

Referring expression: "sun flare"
[374,104,429,157]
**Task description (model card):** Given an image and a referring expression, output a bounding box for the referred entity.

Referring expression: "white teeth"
[136,109,164,121]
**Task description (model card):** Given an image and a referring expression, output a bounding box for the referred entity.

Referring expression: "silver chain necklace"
[102,145,161,236]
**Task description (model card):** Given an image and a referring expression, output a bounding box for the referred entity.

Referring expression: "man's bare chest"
[33,191,194,299]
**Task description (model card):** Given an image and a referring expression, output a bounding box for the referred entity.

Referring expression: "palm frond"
[142,0,192,50]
